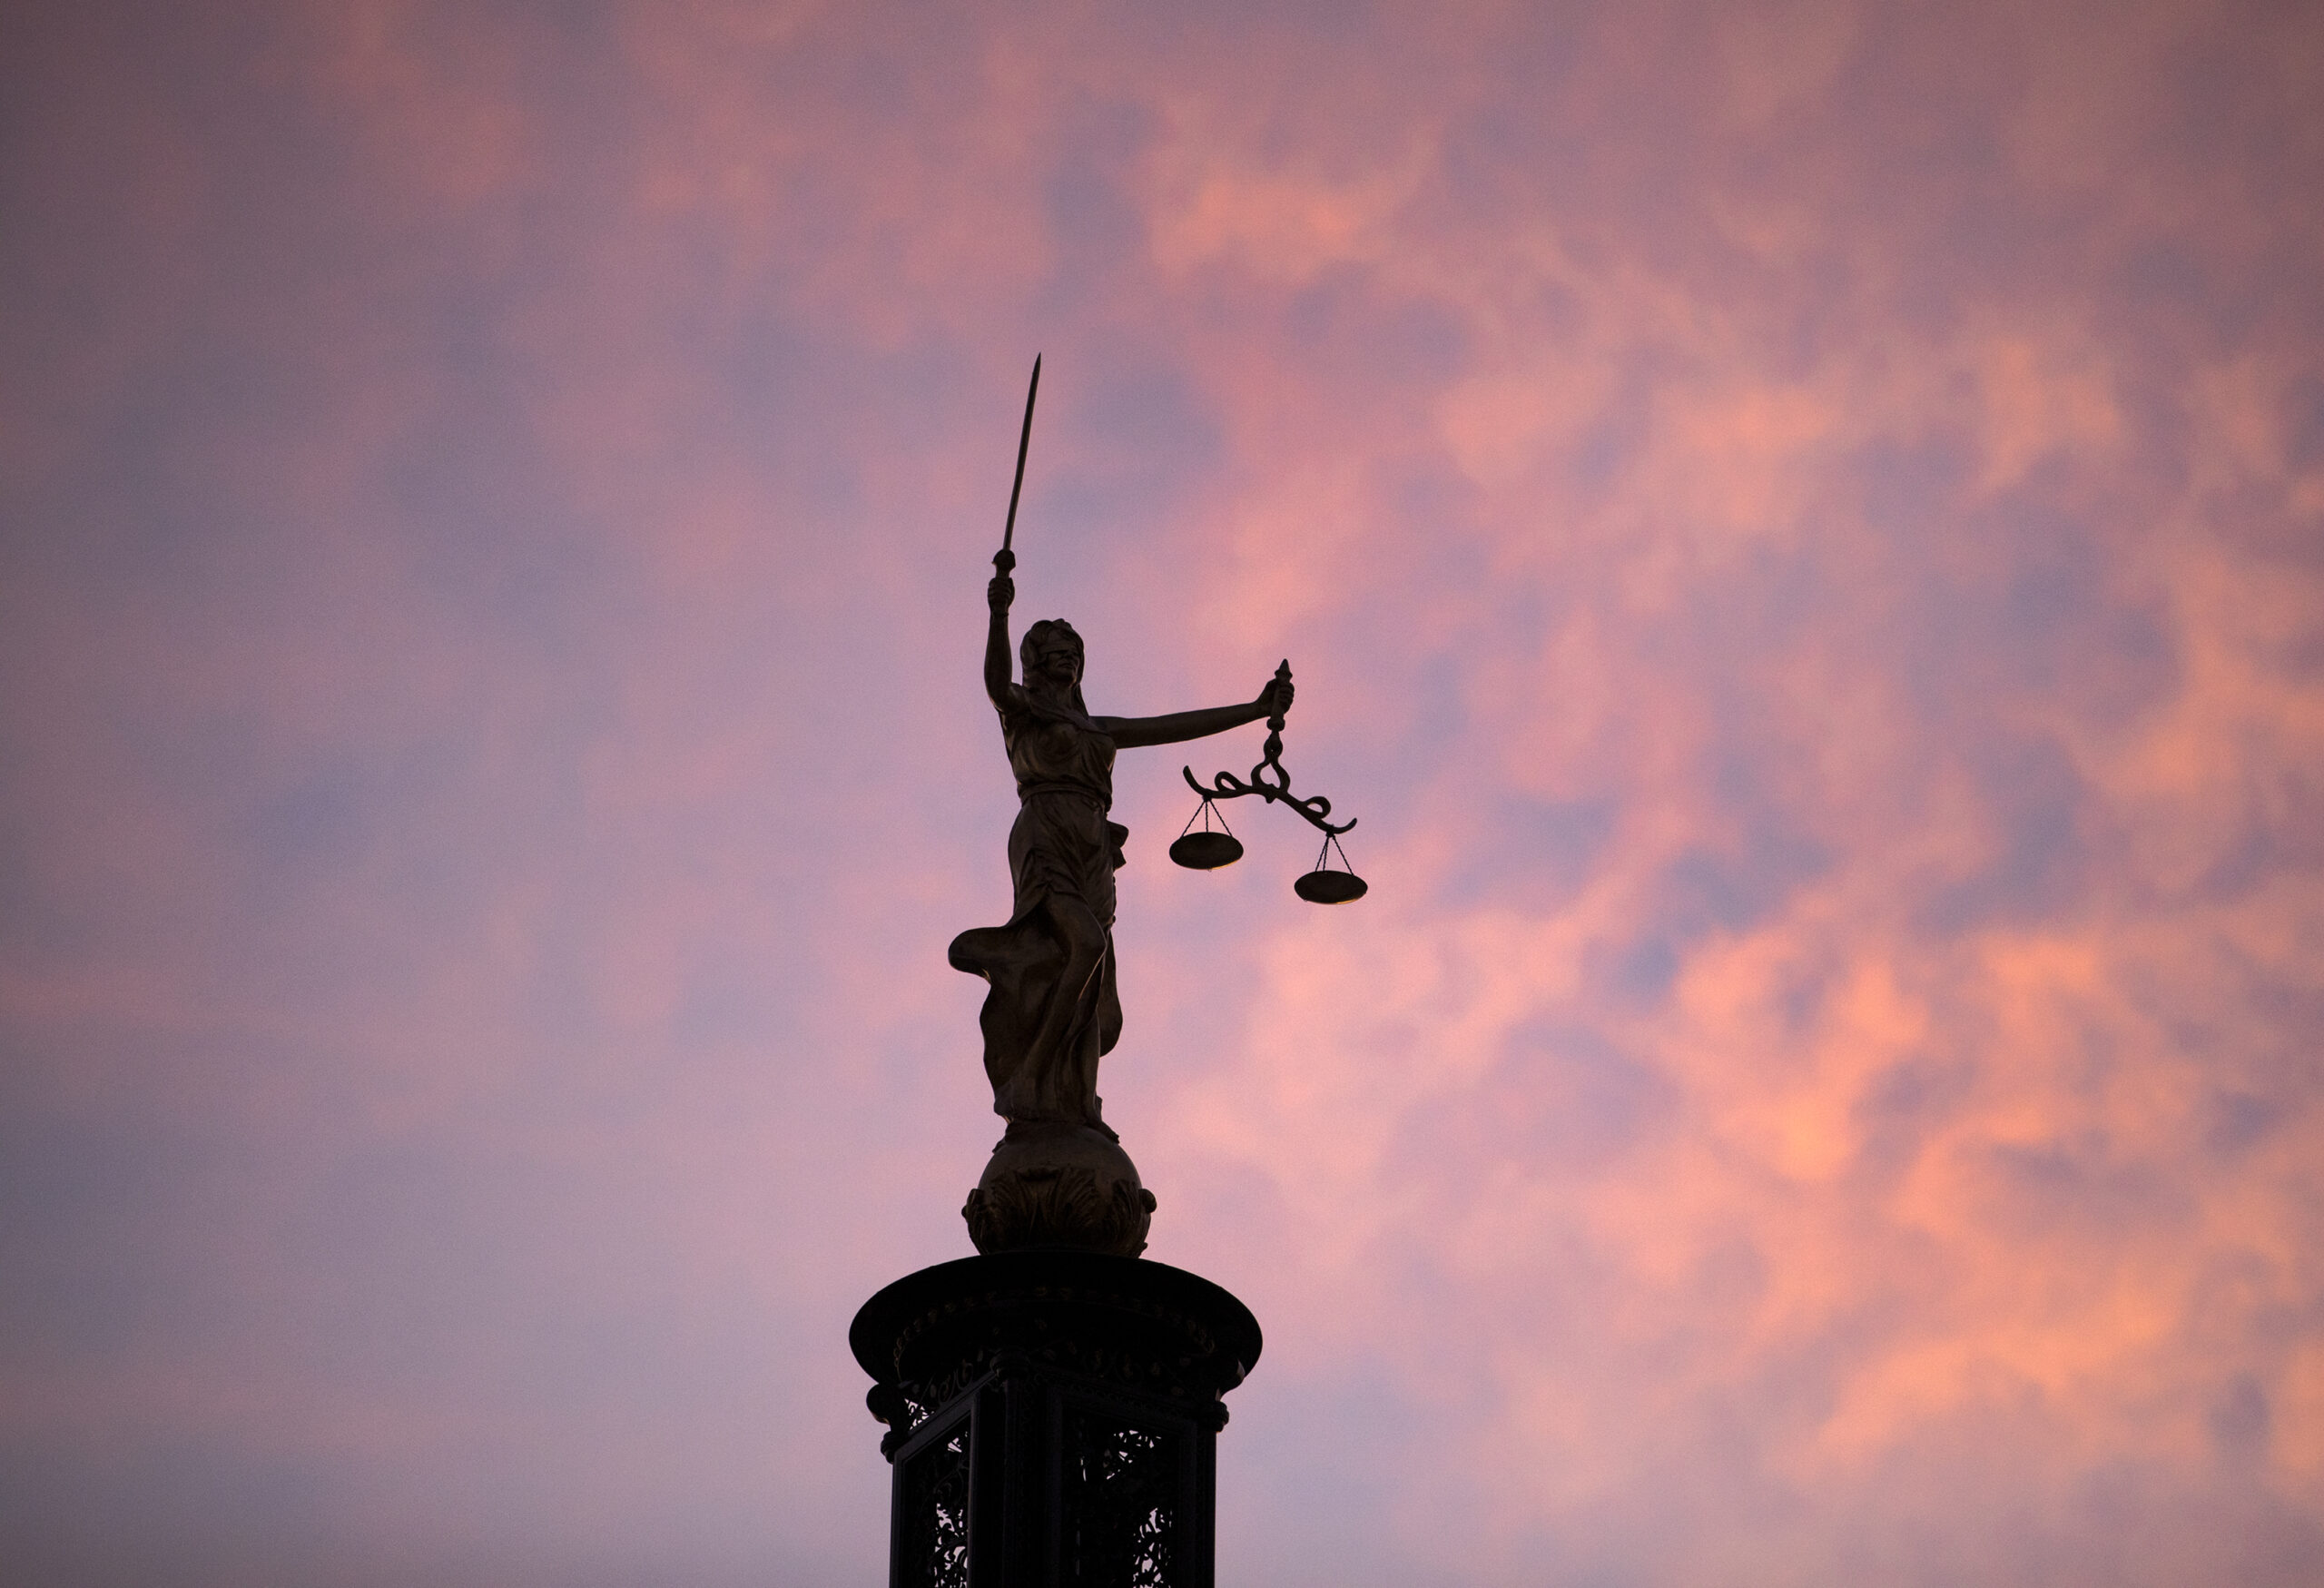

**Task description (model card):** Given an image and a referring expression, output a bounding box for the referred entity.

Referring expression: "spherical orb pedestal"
[961,1119,1157,1258]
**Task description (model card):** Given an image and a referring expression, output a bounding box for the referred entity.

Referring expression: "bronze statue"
[950,582,1293,1135]
[950,359,1351,1258]
[950,568,1292,1257]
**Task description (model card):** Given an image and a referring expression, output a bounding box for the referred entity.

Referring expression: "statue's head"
[1019,619,1086,697]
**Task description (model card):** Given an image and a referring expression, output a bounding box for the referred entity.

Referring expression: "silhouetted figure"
[949,573,1290,1136]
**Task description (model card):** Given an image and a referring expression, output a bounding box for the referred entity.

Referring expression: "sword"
[995,353,1039,576]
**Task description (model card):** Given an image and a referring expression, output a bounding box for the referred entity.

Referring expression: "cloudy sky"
[5,2,2321,1583]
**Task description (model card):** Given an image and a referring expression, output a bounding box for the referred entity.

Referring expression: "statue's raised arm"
[983,556,1018,712]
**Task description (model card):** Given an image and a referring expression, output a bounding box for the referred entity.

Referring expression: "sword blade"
[1001,354,1040,555]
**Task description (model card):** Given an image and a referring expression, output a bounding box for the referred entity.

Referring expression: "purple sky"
[5,2,2322,1583]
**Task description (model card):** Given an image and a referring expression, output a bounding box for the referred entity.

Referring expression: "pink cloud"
[3,2,2320,1583]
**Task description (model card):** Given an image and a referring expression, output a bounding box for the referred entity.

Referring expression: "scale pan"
[1170,831,1245,870]
[1295,868,1368,904]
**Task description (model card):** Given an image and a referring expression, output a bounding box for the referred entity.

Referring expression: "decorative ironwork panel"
[858,1254,1256,1588]
[899,1416,972,1588]
[1060,1405,1181,1588]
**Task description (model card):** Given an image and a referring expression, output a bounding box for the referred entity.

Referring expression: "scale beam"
[1182,663,1355,839]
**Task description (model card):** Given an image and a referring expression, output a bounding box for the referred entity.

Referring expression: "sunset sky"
[5,2,2322,1583]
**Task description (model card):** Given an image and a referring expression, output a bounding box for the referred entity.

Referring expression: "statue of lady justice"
[950,553,1292,1257]
[946,360,1305,1257]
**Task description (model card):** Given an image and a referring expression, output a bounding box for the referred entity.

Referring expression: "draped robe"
[946,686,1127,1130]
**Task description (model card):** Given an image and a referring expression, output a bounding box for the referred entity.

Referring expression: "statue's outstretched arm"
[1098,671,1293,748]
